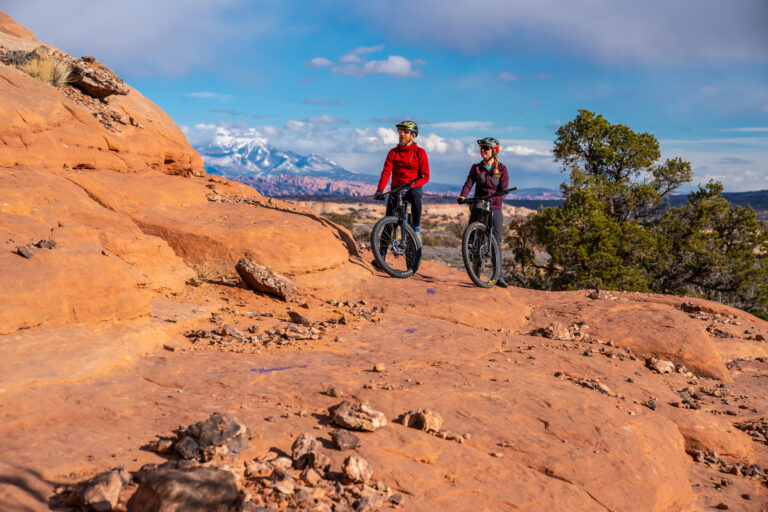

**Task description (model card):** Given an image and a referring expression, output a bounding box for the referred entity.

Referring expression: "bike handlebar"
[461,186,518,204]
[383,175,424,197]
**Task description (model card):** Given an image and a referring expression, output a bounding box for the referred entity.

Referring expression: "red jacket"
[377,143,430,190]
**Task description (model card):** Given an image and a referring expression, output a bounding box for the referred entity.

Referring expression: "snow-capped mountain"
[196,132,376,184]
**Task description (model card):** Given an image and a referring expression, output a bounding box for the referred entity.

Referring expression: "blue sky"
[7,0,768,191]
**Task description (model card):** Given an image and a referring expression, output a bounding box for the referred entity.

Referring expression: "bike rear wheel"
[370,216,421,278]
[461,222,501,288]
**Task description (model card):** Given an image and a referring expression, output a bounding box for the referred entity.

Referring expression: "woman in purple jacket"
[457,137,510,287]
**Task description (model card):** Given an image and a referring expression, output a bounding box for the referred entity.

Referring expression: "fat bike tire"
[370,216,421,278]
[461,221,501,288]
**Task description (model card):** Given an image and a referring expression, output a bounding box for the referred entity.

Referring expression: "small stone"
[714,503,729,510]
[272,476,295,495]
[271,456,293,471]
[292,433,322,469]
[162,344,175,352]
[16,246,33,259]
[489,451,503,458]
[68,468,130,511]
[148,438,174,454]
[329,401,387,432]
[741,493,751,500]
[35,239,57,249]
[389,494,403,505]
[343,455,372,483]
[646,358,675,374]
[244,459,269,477]
[236,258,297,300]
[331,429,360,450]
[596,382,612,395]
[373,363,386,373]
[288,311,312,326]
[220,324,244,338]
[326,387,344,398]
[301,467,321,486]
[644,399,657,410]
[127,468,240,511]
[403,409,443,433]
[756,334,765,342]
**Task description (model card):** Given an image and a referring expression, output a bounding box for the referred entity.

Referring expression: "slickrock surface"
[1,12,767,512]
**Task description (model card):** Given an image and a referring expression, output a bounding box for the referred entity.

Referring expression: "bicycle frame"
[382,176,420,248]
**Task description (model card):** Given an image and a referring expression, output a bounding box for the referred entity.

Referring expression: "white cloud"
[350,44,385,55]
[352,0,768,64]
[720,127,768,132]
[504,144,550,157]
[499,72,518,81]
[661,137,768,191]
[429,121,492,130]
[185,92,231,101]
[302,98,349,105]
[308,57,333,68]
[8,0,278,76]
[331,55,422,77]
[285,120,310,131]
[304,114,349,125]
[338,54,362,63]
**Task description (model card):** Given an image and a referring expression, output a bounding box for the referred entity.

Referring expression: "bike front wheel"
[370,216,421,278]
[461,222,501,288]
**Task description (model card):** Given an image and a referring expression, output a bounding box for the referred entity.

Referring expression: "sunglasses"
[479,146,492,151]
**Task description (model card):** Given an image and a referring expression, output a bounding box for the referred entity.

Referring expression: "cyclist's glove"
[373,190,385,201]
[457,196,466,205]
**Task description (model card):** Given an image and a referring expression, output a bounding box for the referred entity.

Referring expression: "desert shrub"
[446,221,466,241]
[420,233,442,246]
[323,212,356,231]
[508,109,768,316]
[17,51,72,86]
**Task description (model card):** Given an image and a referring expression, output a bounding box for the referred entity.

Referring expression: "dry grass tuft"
[17,52,72,86]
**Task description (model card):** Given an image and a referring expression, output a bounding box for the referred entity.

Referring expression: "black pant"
[385,186,422,228]
[469,207,503,247]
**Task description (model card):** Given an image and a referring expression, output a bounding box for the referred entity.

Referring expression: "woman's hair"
[490,149,499,174]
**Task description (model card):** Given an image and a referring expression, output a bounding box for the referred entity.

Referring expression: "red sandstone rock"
[0,12,35,40]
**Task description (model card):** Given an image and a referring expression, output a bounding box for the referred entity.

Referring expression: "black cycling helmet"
[396,120,418,138]
[477,137,500,155]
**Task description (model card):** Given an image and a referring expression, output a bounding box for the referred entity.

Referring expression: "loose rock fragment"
[288,311,312,326]
[35,239,56,249]
[331,429,360,450]
[236,258,297,300]
[401,409,443,433]
[174,412,249,461]
[291,433,322,470]
[343,455,373,483]
[646,358,676,374]
[127,468,241,511]
[16,246,33,259]
[329,401,387,432]
[68,468,130,512]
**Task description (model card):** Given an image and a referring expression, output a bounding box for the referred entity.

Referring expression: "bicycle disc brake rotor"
[391,233,407,256]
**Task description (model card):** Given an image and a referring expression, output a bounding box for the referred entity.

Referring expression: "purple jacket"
[459,162,509,210]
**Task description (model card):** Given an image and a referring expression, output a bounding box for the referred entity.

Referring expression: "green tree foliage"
[509,110,768,316]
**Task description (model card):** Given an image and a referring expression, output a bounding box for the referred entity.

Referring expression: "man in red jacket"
[373,120,430,238]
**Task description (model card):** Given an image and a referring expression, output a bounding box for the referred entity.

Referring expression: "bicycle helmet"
[396,120,418,138]
[477,137,500,153]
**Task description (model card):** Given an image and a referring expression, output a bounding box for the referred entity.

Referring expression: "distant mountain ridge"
[195,135,564,199]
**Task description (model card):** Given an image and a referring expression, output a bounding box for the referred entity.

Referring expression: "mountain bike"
[459,187,517,288]
[370,177,423,278]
